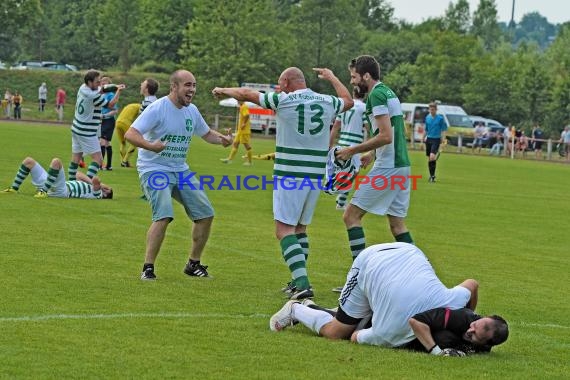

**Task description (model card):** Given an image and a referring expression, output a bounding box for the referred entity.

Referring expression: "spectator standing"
[531,124,544,159]
[55,87,66,121]
[471,122,487,154]
[38,82,47,112]
[3,89,12,118]
[12,91,23,119]
[560,125,570,161]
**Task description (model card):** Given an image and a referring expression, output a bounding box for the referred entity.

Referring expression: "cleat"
[34,190,48,199]
[120,161,131,168]
[219,158,232,164]
[281,281,296,294]
[331,286,344,293]
[289,287,314,300]
[103,166,113,171]
[269,300,299,332]
[243,162,252,166]
[1,187,18,194]
[79,160,86,168]
[184,262,210,277]
[140,267,156,280]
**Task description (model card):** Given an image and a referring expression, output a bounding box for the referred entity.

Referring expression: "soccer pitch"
[0,122,568,379]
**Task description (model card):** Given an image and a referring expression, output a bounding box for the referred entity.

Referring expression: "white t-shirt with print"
[132,96,209,175]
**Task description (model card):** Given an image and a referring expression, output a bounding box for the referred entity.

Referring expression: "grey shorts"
[140,170,214,222]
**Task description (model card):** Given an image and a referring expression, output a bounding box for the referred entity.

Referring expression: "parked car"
[401,102,475,146]
[10,61,77,71]
[43,63,76,71]
[0,61,6,70]
[469,115,506,146]
[10,61,46,70]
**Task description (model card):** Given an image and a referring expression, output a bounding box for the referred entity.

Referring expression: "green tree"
[359,0,396,32]
[408,32,482,105]
[544,23,570,134]
[443,0,470,34]
[0,0,42,62]
[99,0,141,72]
[514,12,557,49]
[361,30,434,75]
[471,0,503,50]
[180,0,290,86]
[136,0,193,64]
[290,0,363,90]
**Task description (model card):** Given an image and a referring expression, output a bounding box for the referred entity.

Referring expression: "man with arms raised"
[213,67,353,299]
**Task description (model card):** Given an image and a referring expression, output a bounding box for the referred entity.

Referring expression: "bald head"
[168,69,197,108]
[170,70,194,87]
[278,67,306,93]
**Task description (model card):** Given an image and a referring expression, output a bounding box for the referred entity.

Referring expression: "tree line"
[1,0,568,135]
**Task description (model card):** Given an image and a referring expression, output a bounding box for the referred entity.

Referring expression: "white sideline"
[0,312,269,323]
[0,313,567,330]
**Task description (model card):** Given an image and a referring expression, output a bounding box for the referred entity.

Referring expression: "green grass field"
[0,122,568,379]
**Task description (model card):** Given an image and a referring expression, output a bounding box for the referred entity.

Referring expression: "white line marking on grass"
[0,312,270,323]
[511,321,570,329]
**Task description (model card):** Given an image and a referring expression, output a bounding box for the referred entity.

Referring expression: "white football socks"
[292,303,333,335]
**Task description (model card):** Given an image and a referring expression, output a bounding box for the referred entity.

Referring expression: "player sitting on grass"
[2,156,113,199]
[270,242,508,356]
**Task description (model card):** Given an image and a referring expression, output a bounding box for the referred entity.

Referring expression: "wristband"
[429,345,442,355]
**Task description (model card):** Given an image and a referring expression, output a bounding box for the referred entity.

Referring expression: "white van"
[401,103,474,145]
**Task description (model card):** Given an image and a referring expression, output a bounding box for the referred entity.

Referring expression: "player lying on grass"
[270,242,508,356]
[2,156,113,199]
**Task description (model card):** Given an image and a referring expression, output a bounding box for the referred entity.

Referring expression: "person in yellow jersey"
[220,100,253,165]
[116,103,142,168]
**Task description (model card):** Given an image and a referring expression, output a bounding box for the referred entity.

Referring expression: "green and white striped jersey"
[366,83,410,169]
[71,84,109,137]
[65,180,102,199]
[336,99,368,147]
[259,89,344,181]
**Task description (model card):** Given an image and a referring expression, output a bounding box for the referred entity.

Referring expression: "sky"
[389,0,568,25]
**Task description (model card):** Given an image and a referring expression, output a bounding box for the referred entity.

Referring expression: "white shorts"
[273,178,321,226]
[30,163,68,198]
[350,166,411,217]
[71,133,101,155]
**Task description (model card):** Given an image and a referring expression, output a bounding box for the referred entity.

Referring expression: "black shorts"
[100,118,116,141]
[335,306,362,325]
[533,141,542,150]
[425,138,441,156]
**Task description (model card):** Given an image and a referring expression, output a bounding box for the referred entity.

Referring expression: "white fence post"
[547,139,552,161]
[457,134,463,153]
[214,114,219,130]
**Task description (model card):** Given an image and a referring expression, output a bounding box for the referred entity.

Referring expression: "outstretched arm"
[313,68,353,112]
[201,129,233,147]
[212,88,262,106]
